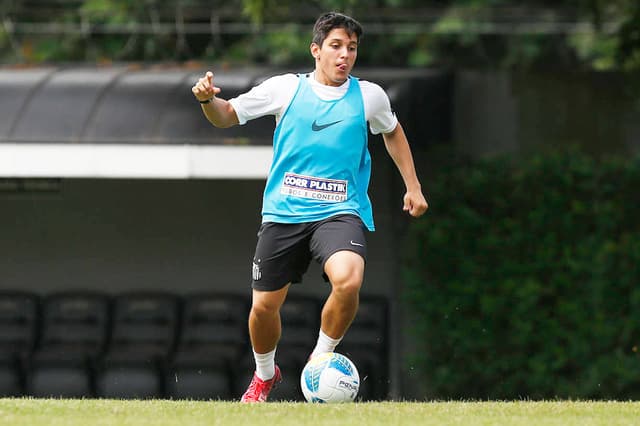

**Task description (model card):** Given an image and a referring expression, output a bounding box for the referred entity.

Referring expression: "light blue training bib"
[261,74,374,231]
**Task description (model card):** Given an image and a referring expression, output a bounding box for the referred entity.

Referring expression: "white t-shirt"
[229,72,398,135]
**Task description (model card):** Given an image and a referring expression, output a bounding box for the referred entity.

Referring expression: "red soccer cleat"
[240,365,282,403]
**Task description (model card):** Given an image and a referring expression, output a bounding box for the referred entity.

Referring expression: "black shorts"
[251,214,367,291]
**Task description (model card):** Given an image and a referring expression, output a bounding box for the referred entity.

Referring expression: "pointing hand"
[192,71,221,102]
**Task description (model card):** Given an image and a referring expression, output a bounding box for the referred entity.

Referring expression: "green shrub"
[403,148,640,399]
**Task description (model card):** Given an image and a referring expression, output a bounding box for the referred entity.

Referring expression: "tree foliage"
[0,0,638,70]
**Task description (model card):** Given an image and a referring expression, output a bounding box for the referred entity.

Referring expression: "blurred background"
[1,0,639,402]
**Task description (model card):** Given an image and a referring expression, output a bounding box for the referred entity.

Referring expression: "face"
[311,28,358,86]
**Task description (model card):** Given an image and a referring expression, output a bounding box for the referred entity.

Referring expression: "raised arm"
[382,123,429,217]
[192,71,240,128]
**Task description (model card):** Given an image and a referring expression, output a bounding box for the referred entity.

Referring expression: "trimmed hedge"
[403,148,640,399]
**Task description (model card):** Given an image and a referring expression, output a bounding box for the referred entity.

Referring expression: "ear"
[310,43,320,59]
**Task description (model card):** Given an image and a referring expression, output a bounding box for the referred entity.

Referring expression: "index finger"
[206,71,213,84]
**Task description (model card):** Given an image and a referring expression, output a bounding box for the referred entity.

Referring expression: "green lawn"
[1,399,639,426]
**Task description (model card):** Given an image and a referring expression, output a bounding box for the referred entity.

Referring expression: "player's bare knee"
[250,303,279,322]
[250,286,288,318]
[325,252,364,291]
[251,297,281,318]
[331,273,362,298]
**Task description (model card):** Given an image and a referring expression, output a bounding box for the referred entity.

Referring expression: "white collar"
[309,71,350,90]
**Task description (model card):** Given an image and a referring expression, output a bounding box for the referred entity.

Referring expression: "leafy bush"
[403,148,640,399]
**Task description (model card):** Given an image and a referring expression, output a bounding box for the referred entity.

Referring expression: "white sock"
[310,330,342,359]
[253,348,276,380]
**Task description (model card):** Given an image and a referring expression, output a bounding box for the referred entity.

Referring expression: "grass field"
[1,399,639,426]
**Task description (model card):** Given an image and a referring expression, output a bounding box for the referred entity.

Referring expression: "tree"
[0,0,638,70]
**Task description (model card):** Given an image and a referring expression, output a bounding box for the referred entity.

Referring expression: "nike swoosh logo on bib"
[311,119,343,131]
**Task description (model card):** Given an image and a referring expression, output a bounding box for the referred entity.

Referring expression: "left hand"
[403,190,428,217]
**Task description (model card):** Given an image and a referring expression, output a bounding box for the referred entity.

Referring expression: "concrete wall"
[453,71,640,157]
[0,153,401,299]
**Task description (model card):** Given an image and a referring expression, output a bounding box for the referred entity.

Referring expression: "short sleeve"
[359,81,398,135]
[229,74,299,125]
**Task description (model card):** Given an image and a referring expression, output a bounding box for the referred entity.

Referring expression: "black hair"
[312,12,363,46]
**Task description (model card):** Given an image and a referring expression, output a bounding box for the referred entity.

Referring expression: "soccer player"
[192,11,428,402]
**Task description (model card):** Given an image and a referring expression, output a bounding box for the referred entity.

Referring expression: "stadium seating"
[270,351,306,402]
[0,290,388,401]
[271,295,321,401]
[278,295,321,350]
[167,293,249,400]
[27,291,110,398]
[95,291,179,399]
[339,296,389,400]
[0,291,39,396]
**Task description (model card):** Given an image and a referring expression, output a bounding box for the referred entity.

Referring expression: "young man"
[192,12,428,402]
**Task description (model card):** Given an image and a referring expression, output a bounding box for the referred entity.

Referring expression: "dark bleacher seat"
[26,291,109,398]
[168,293,249,400]
[269,351,305,402]
[168,357,230,401]
[96,292,179,399]
[339,296,389,401]
[233,352,255,399]
[0,291,39,397]
[339,347,386,401]
[345,296,388,350]
[278,295,320,351]
[273,295,321,401]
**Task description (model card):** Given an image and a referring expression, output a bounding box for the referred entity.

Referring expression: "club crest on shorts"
[252,261,262,281]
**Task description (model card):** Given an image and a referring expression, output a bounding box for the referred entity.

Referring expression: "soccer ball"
[300,352,360,403]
